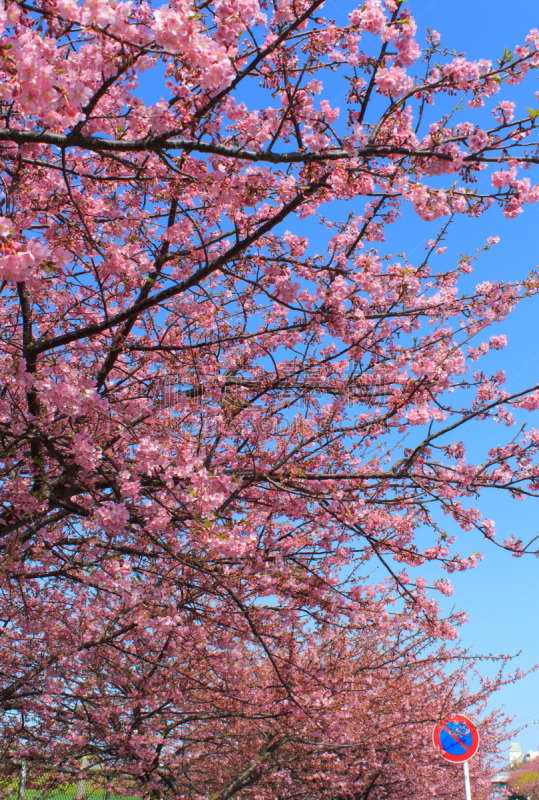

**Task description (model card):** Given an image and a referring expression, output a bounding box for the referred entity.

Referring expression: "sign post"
[463,761,472,800]
[433,714,479,800]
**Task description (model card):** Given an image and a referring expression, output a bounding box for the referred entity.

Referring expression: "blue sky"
[292,0,539,758]
[137,0,539,760]
[286,0,539,759]
[373,0,539,760]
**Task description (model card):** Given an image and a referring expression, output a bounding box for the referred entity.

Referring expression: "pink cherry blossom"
[94,501,130,535]
[493,100,516,122]
[492,166,517,188]
[0,216,13,237]
[0,1,537,793]
[375,65,414,97]
[468,128,491,152]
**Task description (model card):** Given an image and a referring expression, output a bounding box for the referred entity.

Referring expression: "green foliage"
[507,758,539,800]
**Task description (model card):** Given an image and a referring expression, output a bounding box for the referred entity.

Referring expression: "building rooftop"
[491,744,539,788]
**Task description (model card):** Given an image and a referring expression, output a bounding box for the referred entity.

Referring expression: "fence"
[0,760,135,800]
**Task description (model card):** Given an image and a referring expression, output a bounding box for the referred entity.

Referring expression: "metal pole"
[18,760,27,800]
[75,757,89,800]
[463,760,472,800]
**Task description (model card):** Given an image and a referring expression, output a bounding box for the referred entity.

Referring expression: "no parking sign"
[433,714,479,763]
[433,714,479,800]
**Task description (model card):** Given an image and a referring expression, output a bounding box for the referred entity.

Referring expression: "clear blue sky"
[283,0,539,757]
[374,0,539,760]
[299,0,539,758]
[139,0,539,760]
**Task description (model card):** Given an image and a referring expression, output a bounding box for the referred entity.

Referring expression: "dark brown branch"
[29,177,328,357]
[95,198,178,391]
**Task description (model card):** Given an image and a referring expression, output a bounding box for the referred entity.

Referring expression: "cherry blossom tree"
[0,602,520,800]
[1,0,539,794]
[506,757,539,800]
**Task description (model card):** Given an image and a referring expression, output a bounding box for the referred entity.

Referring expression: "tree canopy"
[1,0,539,796]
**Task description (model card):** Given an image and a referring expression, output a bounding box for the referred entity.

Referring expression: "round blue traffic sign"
[439,721,473,756]
[433,715,479,763]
